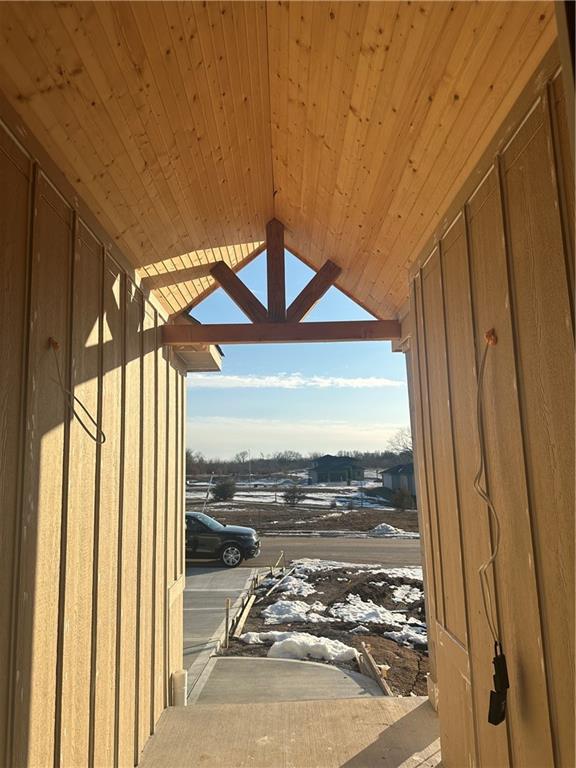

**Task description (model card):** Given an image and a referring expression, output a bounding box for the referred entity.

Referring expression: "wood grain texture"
[403,290,438,685]
[0,118,187,768]
[94,256,123,768]
[136,302,156,753]
[439,213,509,768]
[501,98,575,768]
[435,624,474,768]
[549,73,575,321]
[286,260,342,322]
[154,337,167,721]
[209,261,268,323]
[413,271,445,629]
[0,127,30,768]
[59,221,102,768]
[117,282,142,768]
[0,1,554,315]
[266,218,286,321]
[467,163,554,768]
[14,175,72,768]
[420,253,467,645]
[406,65,574,768]
[162,320,401,345]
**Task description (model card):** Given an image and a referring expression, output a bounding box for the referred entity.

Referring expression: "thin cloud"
[187,373,405,389]
[186,416,409,457]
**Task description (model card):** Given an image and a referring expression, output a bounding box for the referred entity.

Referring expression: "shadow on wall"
[342,701,441,768]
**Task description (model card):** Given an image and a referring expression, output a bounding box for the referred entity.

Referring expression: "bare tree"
[387,427,413,455]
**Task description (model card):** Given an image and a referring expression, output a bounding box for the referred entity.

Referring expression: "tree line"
[186,428,413,477]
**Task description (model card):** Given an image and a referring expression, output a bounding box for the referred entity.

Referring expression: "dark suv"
[185,511,261,568]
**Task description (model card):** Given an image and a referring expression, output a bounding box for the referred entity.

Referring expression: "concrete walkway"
[140,697,441,768]
[189,657,384,705]
[184,565,256,690]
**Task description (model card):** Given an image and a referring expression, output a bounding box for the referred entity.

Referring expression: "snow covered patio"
[139,696,440,768]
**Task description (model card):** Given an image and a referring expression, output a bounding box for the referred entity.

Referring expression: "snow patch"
[391,584,423,604]
[270,635,357,663]
[384,621,428,648]
[240,630,358,662]
[370,522,419,539]
[278,575,316,597]
[329,594,404,627]
[261,599,329,624]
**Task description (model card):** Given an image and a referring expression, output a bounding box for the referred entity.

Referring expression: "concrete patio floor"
[189,657,384,705]
[139,696,441,768]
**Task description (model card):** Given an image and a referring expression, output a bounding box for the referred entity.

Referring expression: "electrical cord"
[49,337,106,445]
[473,329,500,645]
[473,329,509,726]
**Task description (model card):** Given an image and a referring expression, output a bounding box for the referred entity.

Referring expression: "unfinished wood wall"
[0,115,186,768]
[405,66,574,768]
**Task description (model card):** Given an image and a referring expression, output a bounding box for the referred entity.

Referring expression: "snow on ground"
[261,599,330,624]
[264,528,417,539]
[391,584,423,604]
[329,594,404,627]
[384,620,428,648]
[292,559,423,579]
[375,566,423,581]
[240,630,358,663]
[277,575,317,597]
[370,522,419,539]
[186,485,392,511]
[262,560,427,650]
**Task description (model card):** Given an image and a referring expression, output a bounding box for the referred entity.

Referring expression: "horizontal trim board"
[162,320,401,345]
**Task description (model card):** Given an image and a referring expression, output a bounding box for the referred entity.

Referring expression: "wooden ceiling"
[0,1,556,317]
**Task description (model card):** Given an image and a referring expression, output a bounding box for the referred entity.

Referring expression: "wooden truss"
[162,219,401,345]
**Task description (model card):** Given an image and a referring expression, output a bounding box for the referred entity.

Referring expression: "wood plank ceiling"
[0,1,556,317]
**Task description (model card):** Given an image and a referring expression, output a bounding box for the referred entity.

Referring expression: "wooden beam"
[209,261,268,323]
[141,263,221,291]
[162,319,401,345]
[286,260,342,322]
[266,219,286,321]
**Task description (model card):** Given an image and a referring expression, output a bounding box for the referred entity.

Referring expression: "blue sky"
[186,251,410,458]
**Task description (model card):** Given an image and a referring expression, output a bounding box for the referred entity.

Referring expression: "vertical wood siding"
[0,128,30,768]
[406,67,574,767]
[0,119,186,768]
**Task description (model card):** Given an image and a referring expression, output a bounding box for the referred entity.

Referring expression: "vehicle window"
[189,512,224,532]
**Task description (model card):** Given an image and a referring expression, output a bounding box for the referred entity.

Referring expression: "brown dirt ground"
[187,499,419,533]
[220,566,428,696]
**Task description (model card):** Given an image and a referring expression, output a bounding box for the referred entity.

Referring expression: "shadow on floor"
[185,562,222,574]
[342,701,441,768]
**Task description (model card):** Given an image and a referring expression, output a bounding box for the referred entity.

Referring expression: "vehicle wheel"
[220,544,243,568]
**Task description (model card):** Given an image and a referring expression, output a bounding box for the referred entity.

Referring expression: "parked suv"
[185,511,260,567]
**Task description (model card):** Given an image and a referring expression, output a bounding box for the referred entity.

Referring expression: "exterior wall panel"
[501,96,574,767]
[95,256,124,768]
[405,61,574,767]
[59,223,102,768]
[0,116,186,768]
[16,176,73,768]
[0,128,30,768]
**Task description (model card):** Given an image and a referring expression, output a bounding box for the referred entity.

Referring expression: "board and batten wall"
[403,60,574,768]
[0,113,186,768]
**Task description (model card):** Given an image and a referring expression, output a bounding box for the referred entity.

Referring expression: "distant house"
[308,455,364,485]
[380,462,416,497]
